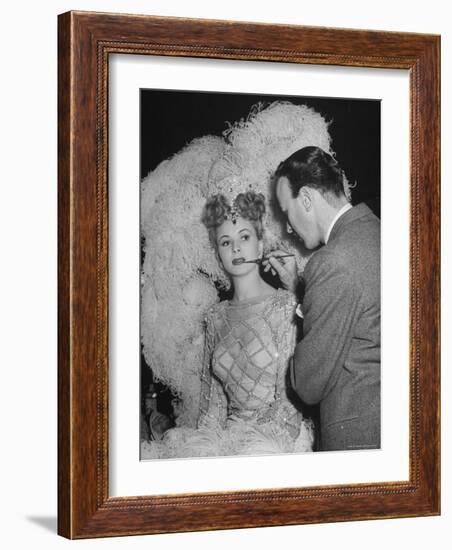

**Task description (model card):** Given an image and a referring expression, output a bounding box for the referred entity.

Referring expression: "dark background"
[140,89,381,437]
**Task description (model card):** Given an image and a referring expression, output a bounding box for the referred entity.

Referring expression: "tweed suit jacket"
[290,203,380,451]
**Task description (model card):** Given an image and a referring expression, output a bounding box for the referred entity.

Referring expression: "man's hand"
[262,250,298,293]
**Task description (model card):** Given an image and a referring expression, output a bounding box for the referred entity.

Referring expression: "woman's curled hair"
[201,191,266,245]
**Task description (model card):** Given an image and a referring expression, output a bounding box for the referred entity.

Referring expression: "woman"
[148,191,313,458]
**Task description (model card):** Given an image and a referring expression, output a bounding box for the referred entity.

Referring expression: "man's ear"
[299,187,312,211]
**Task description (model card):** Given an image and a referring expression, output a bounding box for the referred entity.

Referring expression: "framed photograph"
[138,89,381,462]
[58,11,440,538]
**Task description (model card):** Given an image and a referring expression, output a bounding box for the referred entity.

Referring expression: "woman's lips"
[232,257,246,265]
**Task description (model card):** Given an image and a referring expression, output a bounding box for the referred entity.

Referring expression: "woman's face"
[215,217,263,277]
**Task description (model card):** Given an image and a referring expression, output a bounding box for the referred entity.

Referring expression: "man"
[267,146,380,452]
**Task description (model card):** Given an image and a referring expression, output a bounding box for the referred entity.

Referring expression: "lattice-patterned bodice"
[142,288,314,459]
[205,289,298,423]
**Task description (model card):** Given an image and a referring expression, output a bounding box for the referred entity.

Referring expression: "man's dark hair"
[274,146,345,199]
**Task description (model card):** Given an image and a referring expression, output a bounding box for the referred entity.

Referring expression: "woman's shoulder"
[272,288,298,309]
[261,288,298,321]
[204,300,227,322]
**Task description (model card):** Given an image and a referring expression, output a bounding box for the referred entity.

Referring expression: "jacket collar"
[325,203,353,243]
[328,203,374,243]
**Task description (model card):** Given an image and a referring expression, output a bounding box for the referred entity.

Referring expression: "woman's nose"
[232,240,241,253]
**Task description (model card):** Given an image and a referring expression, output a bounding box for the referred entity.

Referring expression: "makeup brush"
[232,254,294,266]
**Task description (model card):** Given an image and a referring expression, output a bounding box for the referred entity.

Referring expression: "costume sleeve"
[197,310,228,428]
[290,251,360,405]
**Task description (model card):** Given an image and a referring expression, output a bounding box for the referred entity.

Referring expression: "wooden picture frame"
[58,10,440,539]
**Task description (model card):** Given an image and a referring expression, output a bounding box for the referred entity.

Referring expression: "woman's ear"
[258,240,264,258]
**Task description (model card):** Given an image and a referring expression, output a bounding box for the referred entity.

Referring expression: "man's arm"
[290,251,360,405]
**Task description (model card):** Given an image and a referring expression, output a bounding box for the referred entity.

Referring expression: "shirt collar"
[325,203,353,244]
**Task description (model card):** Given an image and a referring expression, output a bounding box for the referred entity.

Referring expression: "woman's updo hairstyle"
[201,191,266,246]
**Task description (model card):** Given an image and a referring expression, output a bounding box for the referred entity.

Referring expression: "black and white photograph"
[139,90,381,459]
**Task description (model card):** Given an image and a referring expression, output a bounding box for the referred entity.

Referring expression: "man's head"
[274,146,349,249]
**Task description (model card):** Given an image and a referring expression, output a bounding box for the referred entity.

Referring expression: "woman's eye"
[221,240,230,247]
[241,234,250,241]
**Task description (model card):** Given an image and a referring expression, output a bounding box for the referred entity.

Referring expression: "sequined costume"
[143,289,313,459]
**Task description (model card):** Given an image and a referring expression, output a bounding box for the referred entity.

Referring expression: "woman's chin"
[229,265,257,277]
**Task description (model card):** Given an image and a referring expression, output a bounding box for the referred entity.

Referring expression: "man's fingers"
[266,254,298,292]
[268,256,285,270]
[263,260,277,275]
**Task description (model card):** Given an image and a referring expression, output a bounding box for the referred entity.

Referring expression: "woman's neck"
[231,270,274,303]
